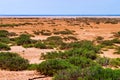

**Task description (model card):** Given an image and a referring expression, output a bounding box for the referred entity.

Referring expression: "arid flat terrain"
[0,17,120,80]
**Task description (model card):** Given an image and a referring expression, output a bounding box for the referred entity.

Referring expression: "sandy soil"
[100,49,120,58]
[0,70,52,80]
[0,46,55,64]
[0,18,120,80]
[1,18,120,40]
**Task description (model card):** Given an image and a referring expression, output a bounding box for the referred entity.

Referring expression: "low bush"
[111,38,120,44]
[40,30,52,36]
[41,48,97,60]
[109,58,120,67]
[37,59,75,76]
[27,64,38,70]
[33,30,41,35]
[105,20,118,24]
[60,40,100,52]
[113,31,120,37]
[53,68,82,80]
[45,36,63,47]
[53,29,73,35]
[15,34,35,45]
[53,66,120,80]
[0,30,9,37]
[23,44,34,48]
[96,36,104,41]
[67,56,96,68]
[0,23,32,27]
[101,40,114,46]
[96,57,110,66]
[63,36,78,41]
[34,42,47,49]
[0,42,10,50]
[0,37,10,43]
[114,47,120,54]
[0,52,29,71]
[9,32,18,36]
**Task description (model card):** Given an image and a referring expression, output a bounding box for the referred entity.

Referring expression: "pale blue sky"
[0,0,119,15]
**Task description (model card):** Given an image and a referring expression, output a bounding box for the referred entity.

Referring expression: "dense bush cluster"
[41,48,97,60]
[41,40,100,60]
[0,30,11,43]
[53,66,120,80]
[109,58,120,67]
[60,40,100,50]
[0,52,29,71]
[38,37,120,80]
[37,59,75,76]
[67,56,96,68]
[44,36,64,47]
[0,42,10,50]
[34,42,47,49]
[15,34,35,45]
[0,30,9,37]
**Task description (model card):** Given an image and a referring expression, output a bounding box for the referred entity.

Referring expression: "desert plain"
[0,17,120,80]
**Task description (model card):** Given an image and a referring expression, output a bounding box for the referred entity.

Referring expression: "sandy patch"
[100,49,120,58]
[0,46,55,64]
[9,46,55,64]
[0,70,52,80]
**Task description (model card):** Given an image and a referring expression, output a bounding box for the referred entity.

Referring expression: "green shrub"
[15,34,34,45]
[40,51,63,59]
[114,47,120,54]
[34,42,47,49]
[40,30,52,36]
[63,36,78,41]
[96,57,110,66]
[9,32,18,36]
[53,68,82,80]
[101,40,114,46]
[33,30,41,35]
[0,42,10,50]
[0,30,9,37]
[67,56,96,68]
[53,29,73,35]
[82,66,119,80]
[23,44,34,48]
[60,40,100,52]
[0,37,10,43]
[27,64,38,70]
[45,36,63,47]
[37,59,75,76]
[109,58,120,67]
[111,38,120,44]
[54,66,120,80]
[41,48,97,60]
[0,52,29,71]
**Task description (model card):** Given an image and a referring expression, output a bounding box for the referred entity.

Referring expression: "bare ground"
[0,70,52,80]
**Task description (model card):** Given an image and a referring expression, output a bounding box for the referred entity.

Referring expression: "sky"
[0,0,119,15]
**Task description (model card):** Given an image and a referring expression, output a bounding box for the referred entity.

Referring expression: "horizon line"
[1,14,120,16]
